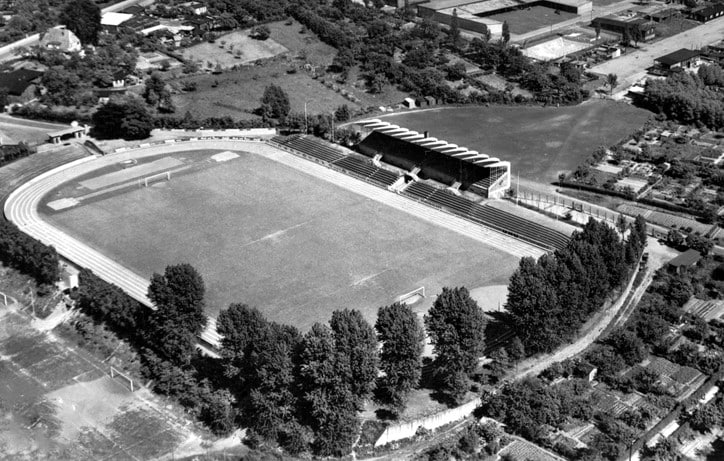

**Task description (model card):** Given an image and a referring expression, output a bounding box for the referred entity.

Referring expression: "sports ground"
[384,101,651,183]
[42,148,519,329]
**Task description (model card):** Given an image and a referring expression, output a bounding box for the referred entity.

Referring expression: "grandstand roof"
[357,119,509,169]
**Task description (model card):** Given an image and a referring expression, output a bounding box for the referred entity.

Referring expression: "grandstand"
[272,133,569,252]
[354,120,511,199]
[401,180,569,251]
[272,134,401,188]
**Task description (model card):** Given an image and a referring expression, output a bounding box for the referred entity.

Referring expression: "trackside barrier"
[374,398,481,447]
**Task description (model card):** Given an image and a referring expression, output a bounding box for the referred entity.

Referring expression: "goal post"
[143,171,171,187]
[110,366,135,392]
[396,286,425,305]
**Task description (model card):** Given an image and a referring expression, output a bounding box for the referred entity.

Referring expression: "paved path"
[591,15,724,93]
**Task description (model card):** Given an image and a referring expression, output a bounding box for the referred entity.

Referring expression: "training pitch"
[384,101,650,183]
[43,149,519,329]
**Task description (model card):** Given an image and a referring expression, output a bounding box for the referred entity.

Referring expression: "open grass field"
[180,29,289,70]
[43,150,518,329]
[487,5,578,35]
[381,100,651,183]
[0,306,191,460]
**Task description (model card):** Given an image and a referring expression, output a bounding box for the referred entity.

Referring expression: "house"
[591,14,656,42]
[668,248,702,274]
[688,3,724,22]
[184,1,208,15]
[39,26,82,53]
[101,12,133,32]
[0,69,43,102]
[654,48,700,72]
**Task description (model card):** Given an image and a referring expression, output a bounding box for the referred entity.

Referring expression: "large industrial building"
[416,0,592,38]
[354,119,511,198]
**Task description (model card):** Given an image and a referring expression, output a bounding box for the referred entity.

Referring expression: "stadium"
[4,130,569,351]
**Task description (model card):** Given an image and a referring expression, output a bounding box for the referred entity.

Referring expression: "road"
[591,15,724,93]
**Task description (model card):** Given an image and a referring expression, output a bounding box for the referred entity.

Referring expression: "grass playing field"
[43,150,519,329]
[382,100,651,184]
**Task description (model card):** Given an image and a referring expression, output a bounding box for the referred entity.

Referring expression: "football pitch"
[44,150,519,329]
[384,100,650,183]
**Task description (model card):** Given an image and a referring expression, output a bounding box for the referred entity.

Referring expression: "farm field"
[172,19,406,120]
[0,307,192,459]
[382,101,650,183]
[43,150,518,330]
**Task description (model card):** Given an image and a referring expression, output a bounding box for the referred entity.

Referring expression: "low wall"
[374,398,481,447]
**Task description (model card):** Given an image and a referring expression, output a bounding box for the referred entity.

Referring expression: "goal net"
[110,366,135,392]
[396,286,425,305]
[143,171,171,187]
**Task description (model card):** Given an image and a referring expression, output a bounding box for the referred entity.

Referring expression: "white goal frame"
[396,286,425,305]
[143,171,171,187]
[110,366,135,392]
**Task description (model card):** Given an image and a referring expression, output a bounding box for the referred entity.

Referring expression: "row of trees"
[507,217,648,354]
[72,261,493,456]
[0,219,60,286]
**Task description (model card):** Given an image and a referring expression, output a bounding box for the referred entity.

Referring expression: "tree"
[502,21,510,45]
[688,403,721,433]
[260,84,290,119]
[375,303,425,415]
[296,323,359,457]
[91,98,154,140]
[334,104,351,122]
[59,0,101,45]
[425,287,486,403]
[607,73,618,94]
[146,264,207,363]
[329,309,379,405]
[250,25,271,40]
[144,72,172,111]
[449,9,460,47]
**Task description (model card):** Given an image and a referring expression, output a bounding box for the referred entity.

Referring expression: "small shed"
[668,248,702,274]
[424,95,437,106]
[402,97,416,108]
[48,124,88,144]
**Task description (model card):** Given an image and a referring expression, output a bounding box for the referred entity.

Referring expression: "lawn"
[380,100,651,183]
[44,150,518,329]
[487,5,578,35]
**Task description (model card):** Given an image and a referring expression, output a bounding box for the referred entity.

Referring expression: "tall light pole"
[304,100,311,134]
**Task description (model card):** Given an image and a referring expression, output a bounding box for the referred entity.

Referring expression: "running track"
[4,138,545,350]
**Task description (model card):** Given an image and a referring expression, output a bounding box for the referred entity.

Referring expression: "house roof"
[101,12,132,27]
[668,248,702,267]
[40,26,81,52]
[0,69,43,95]
[655,48,700,66]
